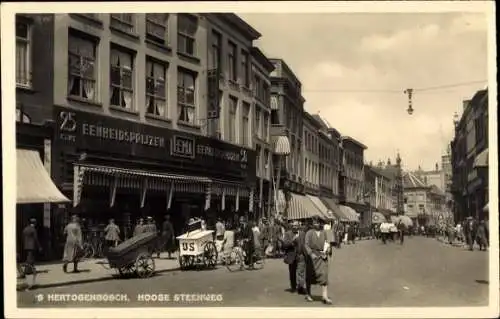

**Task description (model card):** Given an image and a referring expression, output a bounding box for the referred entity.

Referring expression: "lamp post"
[273,135,291,220]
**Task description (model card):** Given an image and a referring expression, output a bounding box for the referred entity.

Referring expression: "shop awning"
[276,190,324,220]
[371,212,386,223]
[473,148,488,168]
[320,197,347,222]
[339,205,360,222]
[272,135,291,155]
[17,149,70,204]
[483,203,489,212]
[306,195,335,220]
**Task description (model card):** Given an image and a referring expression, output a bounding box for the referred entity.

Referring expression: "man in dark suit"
[283,221,298,292]
[236,216,255,267]
[22,218,42,290]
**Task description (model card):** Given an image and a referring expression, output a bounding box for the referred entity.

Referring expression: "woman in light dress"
[62,215,83,273]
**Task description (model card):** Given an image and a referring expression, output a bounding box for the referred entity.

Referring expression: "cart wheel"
[136,253,155,278]
[203,242,218,268]
[179,255,195,270]
[118,264,136,277]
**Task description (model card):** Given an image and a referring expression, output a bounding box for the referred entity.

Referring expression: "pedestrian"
[62,215,83,273]
[260,218,271,257]
[304,218,332,304]
[476,220,488,251]
[21,218,42,290]
[333,220,342,248]
[294,222,308,295]
[161,215,175,259]
[104,219,120,250]
[133,218,145,236]
[221,221,235,262]
[464,217,476,251]
[237,216,255,267]
[380,222,390,244]
[397,221,406,245]
[283,221,298,293]
[215,217,226,254]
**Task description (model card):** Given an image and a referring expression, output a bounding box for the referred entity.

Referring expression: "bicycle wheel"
[83,242,94,259]
[225,248,244,272]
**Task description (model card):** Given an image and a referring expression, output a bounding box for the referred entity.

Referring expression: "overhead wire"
[302,80,488,94]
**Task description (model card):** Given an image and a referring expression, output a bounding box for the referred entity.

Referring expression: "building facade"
[364,165,395,224]
[339,136,367,224]
[450,89,489,221]
[303,111,321,195]
[15,13,64,261]
[403,172,447,226]
[39,13,260,258]
[250,47,274,219]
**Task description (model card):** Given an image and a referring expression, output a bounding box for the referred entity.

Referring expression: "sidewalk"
[17,252,180,291]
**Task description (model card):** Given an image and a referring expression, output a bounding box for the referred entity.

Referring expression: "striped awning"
[270,95,279,110]
[272,135,291,155]
[339,205,360,222]
[306,195,335,220]
[17,149,70,204]
[320,197,347,222]
[210,181,251,197]
[276,190,323,220]
[473,148,488,168]
[80,164,211,193]
[371,211,386,223]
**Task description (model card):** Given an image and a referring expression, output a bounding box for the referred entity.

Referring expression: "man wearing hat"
[237,216,255,267]
[283,221,300,293]
[133,218,145,237]
[21,218,42,290]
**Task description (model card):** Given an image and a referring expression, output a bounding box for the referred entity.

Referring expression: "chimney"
[463,100,471,111]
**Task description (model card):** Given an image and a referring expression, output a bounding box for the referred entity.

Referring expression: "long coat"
[63,222,83,262]
[282,230,297,264]
[304,229,329,286]
[22,225,41,251]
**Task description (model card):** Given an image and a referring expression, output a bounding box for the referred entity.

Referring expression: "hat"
[291,221,300,228]
[29,218,36,224]
[147,216,153,220]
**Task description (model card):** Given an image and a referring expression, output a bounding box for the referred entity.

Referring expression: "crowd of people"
[439,217,489,251]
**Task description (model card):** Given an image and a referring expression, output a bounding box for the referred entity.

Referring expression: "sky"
[239,12,489,171]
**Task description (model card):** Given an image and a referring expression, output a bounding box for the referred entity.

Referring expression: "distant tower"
[395,152,404,216]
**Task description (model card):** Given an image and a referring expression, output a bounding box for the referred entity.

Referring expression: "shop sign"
[54,106,256,181]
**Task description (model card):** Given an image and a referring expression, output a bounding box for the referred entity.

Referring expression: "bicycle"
[224,239,265,272]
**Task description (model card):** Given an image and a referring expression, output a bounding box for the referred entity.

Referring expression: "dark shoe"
[285,288,296,293]
[305,295,314,302]
[297,288,307,295]
[72,270,80,273]
[322,297,333,304]
[62,264,68,273]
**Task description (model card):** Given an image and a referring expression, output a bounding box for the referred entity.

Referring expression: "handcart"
[101,232,158,278]
[177,219,217,270]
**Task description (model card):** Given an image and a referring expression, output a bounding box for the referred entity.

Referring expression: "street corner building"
[14,13,273,260]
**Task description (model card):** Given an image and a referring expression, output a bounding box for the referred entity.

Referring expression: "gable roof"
[403,172,428,189]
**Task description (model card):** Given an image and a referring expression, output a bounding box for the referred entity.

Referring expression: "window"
[68,33,97,101]
[110,14,135,33]
[227,96,237,142]
[146,13,168,45]
[228,42,237,82]
[211,31,222,70]
[264,150,270,175]
[110,48,134,110]
[241,50,249,87]
[255,109,261,138]
[271,110,280,125]
[263,113,268,141]
[177,14,198,56]
[177,69,196,124]
[241,102,250,146]
[16,20,31,87]
[146,59,167,117]
[256,145,261,174]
